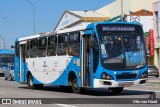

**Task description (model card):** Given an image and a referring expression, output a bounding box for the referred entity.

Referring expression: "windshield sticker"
[102,54,108,58]
[101,44,105,49]
[101,49,106,54]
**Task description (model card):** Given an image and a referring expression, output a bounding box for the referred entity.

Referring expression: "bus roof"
[56,24,88,34]
[16,22,142,42]
[17,34,40,42]
[0,49,14,55]
[16,24,89,42]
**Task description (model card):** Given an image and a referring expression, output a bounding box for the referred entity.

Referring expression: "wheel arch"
[26,71,31,83]
[68,70,79,86]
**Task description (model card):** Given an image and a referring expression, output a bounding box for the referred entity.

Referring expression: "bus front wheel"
[71,78,82,94]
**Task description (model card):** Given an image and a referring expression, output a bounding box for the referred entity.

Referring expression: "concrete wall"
[153,1,160,68]
[153,2,159,43]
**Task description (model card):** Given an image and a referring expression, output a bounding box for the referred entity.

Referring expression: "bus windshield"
[0,54,14,67]
[99,34,146,70]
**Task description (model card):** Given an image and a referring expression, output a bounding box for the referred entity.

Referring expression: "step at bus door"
[19,41,26,83]
[81,34,92,87]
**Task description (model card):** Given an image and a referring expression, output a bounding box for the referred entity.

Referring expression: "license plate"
[119,82,134,87]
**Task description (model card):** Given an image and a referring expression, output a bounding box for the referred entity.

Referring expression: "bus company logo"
[43,61,47,67]
[2,99,11,104]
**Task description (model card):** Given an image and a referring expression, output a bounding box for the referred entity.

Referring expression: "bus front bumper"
[93,78,148,88]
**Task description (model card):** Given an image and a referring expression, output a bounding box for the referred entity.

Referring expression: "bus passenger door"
[81,34,91,87]
[19,42,26,83]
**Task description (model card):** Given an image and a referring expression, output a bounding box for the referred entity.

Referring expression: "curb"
[147,82,160,86]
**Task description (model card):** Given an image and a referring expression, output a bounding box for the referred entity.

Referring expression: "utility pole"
[84,10,88,22]
[0,34,5,49]
[26,0,40,34]
[121,0,124,21]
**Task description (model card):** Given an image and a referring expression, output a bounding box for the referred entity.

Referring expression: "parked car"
[148,65,159,78]
[0,67,6,76]
[4,65,14,81]
[0,65,9,76]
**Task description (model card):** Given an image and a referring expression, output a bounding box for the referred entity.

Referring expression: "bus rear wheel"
[109,87,123,94]
[28,74,35,89]
[28,74,43,89]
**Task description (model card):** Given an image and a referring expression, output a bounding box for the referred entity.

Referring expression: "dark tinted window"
[26,41,30,58]
[148,66,157,69]
[57,34,68,55]
[38,38,47,57]
[47,36,57,56]
[68,32,80,56]
[30,39,38,58]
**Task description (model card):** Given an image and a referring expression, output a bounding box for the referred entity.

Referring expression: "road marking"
[55,104,77,107]
[0,92,5,94]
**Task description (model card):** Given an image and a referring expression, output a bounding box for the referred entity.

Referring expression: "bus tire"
[71,77,82,94]
[28,74,43,89]
[110,87,123,94]
[35,84,43,90]
[60,86,72,92]
[28,74,35,89]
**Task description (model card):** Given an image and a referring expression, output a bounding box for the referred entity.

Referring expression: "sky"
[0,0,115,50]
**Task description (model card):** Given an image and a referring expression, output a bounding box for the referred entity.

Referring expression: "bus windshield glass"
[99,34,146,70]
[0,54,14,67]
[97,24,146,70]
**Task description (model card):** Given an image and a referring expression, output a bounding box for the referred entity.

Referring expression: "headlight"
[101,72,113,80]
[139,72,148,79]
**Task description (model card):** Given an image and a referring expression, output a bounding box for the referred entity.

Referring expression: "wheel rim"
[72,79,78,90]
[29,75,33,87]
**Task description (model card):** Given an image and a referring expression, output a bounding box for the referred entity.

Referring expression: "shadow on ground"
[18,85,154,97]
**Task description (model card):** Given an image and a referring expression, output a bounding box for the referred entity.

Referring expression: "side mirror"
[11,45,15,48]
[89,38,95,48]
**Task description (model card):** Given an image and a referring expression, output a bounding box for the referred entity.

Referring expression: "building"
[53,0,159,67]
[153,1,160,69]
[126,9,153,32]
[96,0,158,19]
[54,10,109,31]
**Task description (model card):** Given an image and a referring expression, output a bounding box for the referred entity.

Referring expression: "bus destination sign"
[102,26,135,32]
[96,24,140,34]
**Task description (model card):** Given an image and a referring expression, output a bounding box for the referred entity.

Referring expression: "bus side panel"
[23,56,80,86]
[14,55,20,83]
[49,56,81,86]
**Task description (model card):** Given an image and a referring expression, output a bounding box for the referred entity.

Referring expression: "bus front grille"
[116,74,137,79]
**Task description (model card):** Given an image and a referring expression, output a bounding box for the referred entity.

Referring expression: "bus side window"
[26,41,30,58]
[30,39,38,58]
[57,34,68,55]
[38,37,47,57]
[15,42,20,57]
[68,32,80,56]
[47,36,57,56]
[93,35,99,73]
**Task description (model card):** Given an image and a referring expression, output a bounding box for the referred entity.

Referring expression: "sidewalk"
[147,77,160,85]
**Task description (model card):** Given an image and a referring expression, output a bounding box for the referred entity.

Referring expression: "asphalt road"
[0,77,160,107]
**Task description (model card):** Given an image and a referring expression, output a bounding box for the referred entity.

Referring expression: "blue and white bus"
[0,49,14,75]
[14,22,148,94]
